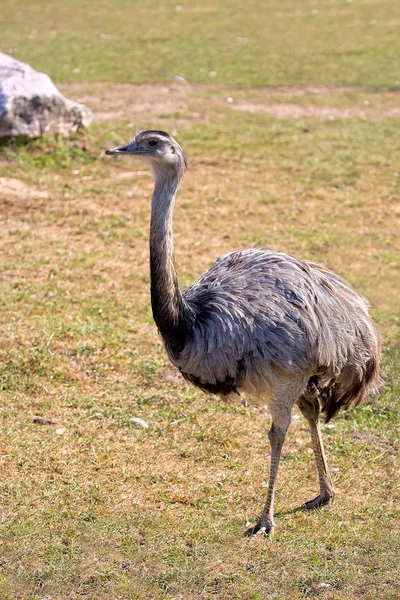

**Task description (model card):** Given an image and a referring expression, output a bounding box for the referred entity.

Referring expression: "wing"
[173,248,377,404]
[177,249,319,392]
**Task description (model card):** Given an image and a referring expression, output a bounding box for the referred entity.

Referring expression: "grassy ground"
[0,84,399,600]
[1,0,400,87]
[1,1,400,599]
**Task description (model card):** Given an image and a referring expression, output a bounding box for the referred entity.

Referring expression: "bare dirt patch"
[58,82,190,122]
[59,82,400,122]
[230,102,400,119]
[0,177,49,199]
[261,85,351,96]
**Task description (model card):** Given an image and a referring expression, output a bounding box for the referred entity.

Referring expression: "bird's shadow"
[275,502,323,517]
[275,505,306,518]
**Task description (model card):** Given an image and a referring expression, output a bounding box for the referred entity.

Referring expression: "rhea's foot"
[304,492,335,510]
[244,520,275,537]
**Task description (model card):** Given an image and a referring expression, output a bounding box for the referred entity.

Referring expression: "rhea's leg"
[245,422,287,536]
[245,418,289,537]
[297,394,335,509]
[245,376,308,537]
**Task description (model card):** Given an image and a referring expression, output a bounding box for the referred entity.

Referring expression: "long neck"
[149,164,189,354]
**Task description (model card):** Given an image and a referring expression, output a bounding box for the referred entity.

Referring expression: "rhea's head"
[106,129,187,179]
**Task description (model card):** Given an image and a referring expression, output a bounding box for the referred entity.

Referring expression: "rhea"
[106,130,380,536]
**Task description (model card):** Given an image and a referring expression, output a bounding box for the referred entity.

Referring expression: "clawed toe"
[244,521,275,537]
[304,494,334,510]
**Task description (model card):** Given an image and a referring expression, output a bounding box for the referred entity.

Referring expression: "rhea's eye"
[147,139,158,147]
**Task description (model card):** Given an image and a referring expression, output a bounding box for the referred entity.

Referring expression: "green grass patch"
[1,0,400,87]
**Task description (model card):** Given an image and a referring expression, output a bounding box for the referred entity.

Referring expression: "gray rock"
[0,52,92,139]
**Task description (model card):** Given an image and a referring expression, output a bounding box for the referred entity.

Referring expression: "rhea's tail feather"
[322,350,382,423]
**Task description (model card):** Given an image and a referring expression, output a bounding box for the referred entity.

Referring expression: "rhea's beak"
[105,143,136,156]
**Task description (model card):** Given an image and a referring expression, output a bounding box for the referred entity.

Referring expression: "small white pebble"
[364,100,370,105]
[324,423,336,429]
[98,309,102,314]
[226,97,234,103]
[72,169,80,175]
[174,74,188,84]
[55,427,66,435]
[314,583,332,590]
[130,417,149,429]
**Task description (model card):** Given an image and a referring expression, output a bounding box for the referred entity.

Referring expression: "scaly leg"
[297,394,335,509]
[245,378,308,537]
[245,420,288,537]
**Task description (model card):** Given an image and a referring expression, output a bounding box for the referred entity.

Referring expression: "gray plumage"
[106,130,381,537]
